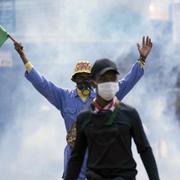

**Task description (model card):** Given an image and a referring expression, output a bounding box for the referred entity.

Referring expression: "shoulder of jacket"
[119,102,136,113]
[76,110,91,124]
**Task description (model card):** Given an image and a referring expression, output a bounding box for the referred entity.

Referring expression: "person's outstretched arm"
[116,36,153,100]
[14,42,64,110]
[131,108,160,180]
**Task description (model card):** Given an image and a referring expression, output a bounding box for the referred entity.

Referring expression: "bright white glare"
[148,1,169,20]
[149,3,156,12]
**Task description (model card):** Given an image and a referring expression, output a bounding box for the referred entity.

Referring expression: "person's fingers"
[137,43,140,52]
[148,37,150,46]
[142,36,145,47]
[147,37,152,48]
[150,41,153,47]
[14,42,20,47]
[19,43,23,50]
[147,37,151,46]
[149,38,153,47]
[14,43,19,50]
[14,41,23,50]
[146,36,149,45]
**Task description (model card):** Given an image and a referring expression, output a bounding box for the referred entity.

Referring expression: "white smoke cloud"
[0,0,180,180]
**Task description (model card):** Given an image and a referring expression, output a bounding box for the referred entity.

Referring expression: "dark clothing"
[86,170,127,180]
[25,63,144,180]
[65,102,160,180]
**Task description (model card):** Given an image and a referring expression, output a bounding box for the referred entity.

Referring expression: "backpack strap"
[106,100,120,126]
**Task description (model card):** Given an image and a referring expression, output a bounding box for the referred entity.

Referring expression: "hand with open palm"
[137,36,153,61]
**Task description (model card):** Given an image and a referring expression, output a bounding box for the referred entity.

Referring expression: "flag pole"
[8,34,23,49]
[8,34,17,43]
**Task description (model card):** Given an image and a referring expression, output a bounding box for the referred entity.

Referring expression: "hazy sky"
[0,0,180,180]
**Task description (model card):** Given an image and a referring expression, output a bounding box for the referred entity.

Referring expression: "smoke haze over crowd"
[0,0,180,179]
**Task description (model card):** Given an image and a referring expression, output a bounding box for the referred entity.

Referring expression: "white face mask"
[97,82,119,101]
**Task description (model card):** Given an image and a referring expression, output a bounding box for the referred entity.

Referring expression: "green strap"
[106,105,120,126]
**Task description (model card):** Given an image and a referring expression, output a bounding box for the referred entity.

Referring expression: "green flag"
[0,25,8,47]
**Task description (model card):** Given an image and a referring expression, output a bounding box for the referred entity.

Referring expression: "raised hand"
[137,36,153,60]
[14,41,24,55]
[14,42,29,64]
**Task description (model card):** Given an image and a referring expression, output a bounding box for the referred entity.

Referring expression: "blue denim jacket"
[25,61,144,180]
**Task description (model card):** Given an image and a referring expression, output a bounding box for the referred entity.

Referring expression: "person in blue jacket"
[14,36,152,180]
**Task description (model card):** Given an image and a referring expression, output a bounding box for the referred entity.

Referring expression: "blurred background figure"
[175,70,180,126]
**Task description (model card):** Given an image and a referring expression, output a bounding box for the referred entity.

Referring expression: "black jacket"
[65,102,160,180]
